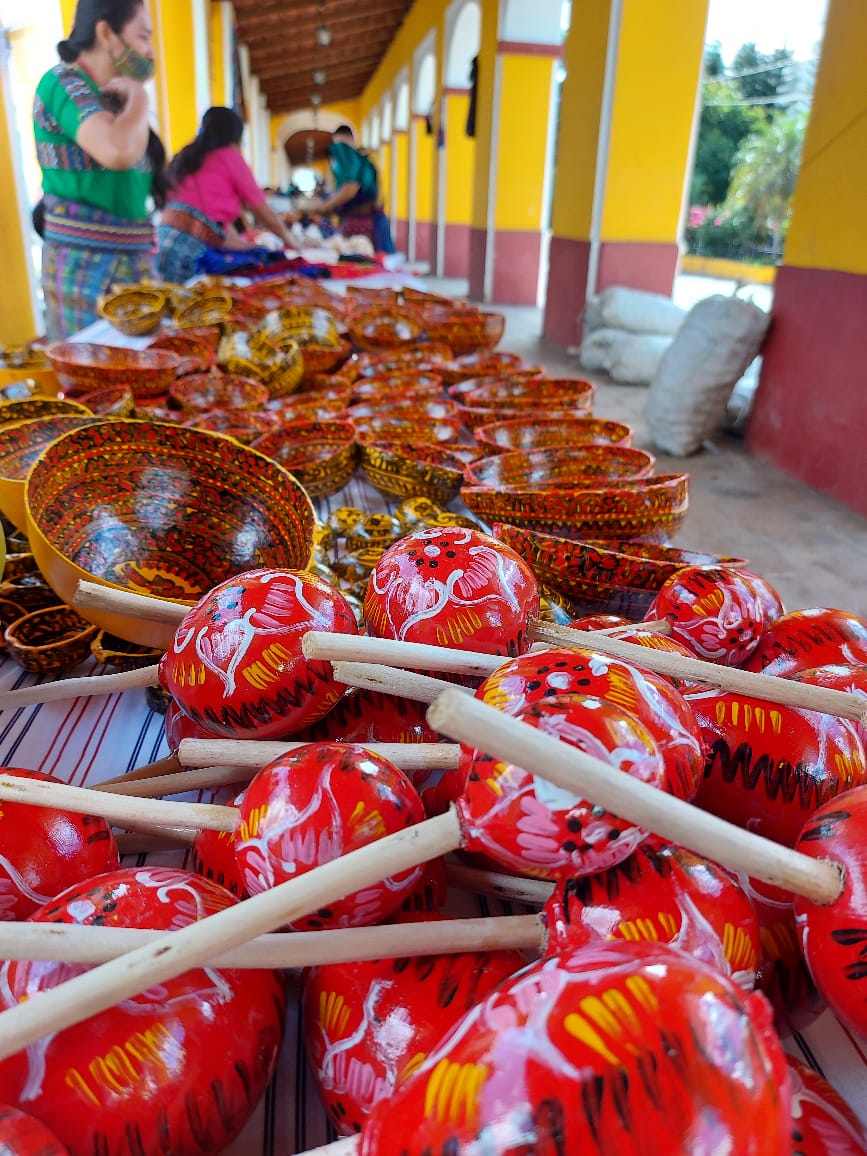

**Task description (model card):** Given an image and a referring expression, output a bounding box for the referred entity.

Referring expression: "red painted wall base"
[394,219,409,254]
[467,227,541,305]
[542,237,680,347]
[747,264,867,518]
[443,223,471,278]
[414,222,436,266]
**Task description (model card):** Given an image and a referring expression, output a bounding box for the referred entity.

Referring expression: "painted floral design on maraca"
[160,567,358,739]
[358,942,792,1155]
[458,694,666,879]
[364,526,539,655]
[0,868,286,1156]
[0,1103,69,1154]
[786,1055,867,1153]
[234,743,426,929]
[543,839,760,989]
[646,565,765,665]
[304,940,526,1135]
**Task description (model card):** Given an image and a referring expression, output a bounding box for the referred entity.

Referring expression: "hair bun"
[56,38,79,63]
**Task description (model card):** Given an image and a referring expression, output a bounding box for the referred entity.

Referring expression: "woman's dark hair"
[147,129,171,210]
[57,0,143,62]
[169,107,245,185]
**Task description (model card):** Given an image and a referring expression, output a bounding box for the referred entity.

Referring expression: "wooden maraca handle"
[0,664,158,709]
[0,911,541,967]
[331,661,474,703]
[0,808,462,1061]
[73,579,187,625]
[303,631,501,676]
[427,689,843,906]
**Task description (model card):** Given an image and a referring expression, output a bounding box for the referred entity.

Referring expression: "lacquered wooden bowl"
[352,414,464,445]
[98,287,166,337]
[254,305,340,349]
[25,419,317,645]
[447,371,544,402]
[0,414,100,533]
[251,419,357,497]
[493,524,746,616]
[463,445,656,488]
[0,396,93,426]
[461,473,690,543]
[173,293,233,330]
[266,394,348,424]
[474,417,634,454]
[463,377,596,412]
[347,398,458,422]
[46,343,181,399]
[75,386,135,418]
[458,402,593,431]
[169,372,270,413]
[360,440,469,505]
[420,308,506,355]
[148,331,216,376]
[351,372,442,402]
[182,408,282,444]
[349,307,423,352]
[4,604,99,674]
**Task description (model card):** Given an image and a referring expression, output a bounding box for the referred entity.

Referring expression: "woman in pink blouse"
[156,105,293,282]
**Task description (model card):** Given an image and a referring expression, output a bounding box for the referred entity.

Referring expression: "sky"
[704,0,828,63]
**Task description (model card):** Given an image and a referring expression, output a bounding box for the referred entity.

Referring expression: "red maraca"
[303,927,527,1135]
[686,687,866,845]
[353,941,791,1155]
[543,837,760,988]
[475,645,705,801]
[234,743,426,928]
[745,607,867,677]
[0,768,118,920]
[364,525,539,657]
[786,1055,867,1154]
[792,663,867,746]
[0,867,285,1155]
[159,567,358,739]
[644,564,766,665]
[0,1104,69,1155]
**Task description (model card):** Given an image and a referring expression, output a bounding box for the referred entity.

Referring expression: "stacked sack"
[578,286,687,386]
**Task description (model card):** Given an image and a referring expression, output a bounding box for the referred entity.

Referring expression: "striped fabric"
[156,203,225,283]
[41,240,153,342]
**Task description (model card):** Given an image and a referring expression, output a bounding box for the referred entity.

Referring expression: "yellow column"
[58,0,76,35]
[0,47,38,343]
[152,0,200,155]
[410,113,435,265]
[543,0,708,343]
[210,1,234,110]
[378,141,392,212]
[391,129,409,253]
[468,0,498,298]
[440,88,474,276]
[746,0,867,518]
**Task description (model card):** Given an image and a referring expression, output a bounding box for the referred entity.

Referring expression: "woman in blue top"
[33,0,168,339]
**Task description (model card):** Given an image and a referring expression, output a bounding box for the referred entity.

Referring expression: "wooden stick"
[73,579,188,625]
[0,808,462,1060]
[0,911,542,967]
[610,618,671,635]
[332,661,475,703]
[304,631,502,677]
[426,689,843,906]
[98,752,182,788]
[531,623,867,724]
[0,665,159,710]
[444,860,554,906]
[175,738,461,772]
[0,775,237,833]
[94,765,251,798]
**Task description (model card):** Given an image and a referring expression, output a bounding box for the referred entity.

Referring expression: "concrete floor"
[429,278,867,619]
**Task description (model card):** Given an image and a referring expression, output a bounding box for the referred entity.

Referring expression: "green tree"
[724,110,806,258]
[690,76,759,205]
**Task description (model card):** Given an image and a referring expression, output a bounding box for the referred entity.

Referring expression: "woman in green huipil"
[33,0,169,340]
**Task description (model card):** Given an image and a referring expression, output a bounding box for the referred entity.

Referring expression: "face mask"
[113,40,156,83]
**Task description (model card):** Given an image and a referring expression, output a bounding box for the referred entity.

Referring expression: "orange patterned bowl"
[349,344,454,378]
[438,354,531,387]
[253,306,341,350]
[0,396,94,426]
[348,399,458,422]
[301,373,354,396]
[351,372,443,403]
[463,445,656,488]
[148,331,216,376]
[457,403,593,431]
[0,414,101,534]
[168,373,271,413]
[75,386,135,418]
[348,307,423,352]
[493,524,745,617]
[25,419,317,644]
[296,339,351,377]
[461,473,690,543]
[4,604,100,674]
[46,343,181,399]
[173,293,234,330]
[98,287,166,337]
[266,394,348,424]
[420,309,506,356]
[474,417,633,455]
[251,419,357,498]
[360,440,468,505]
[447,372,544,402]
[182,408,282,443]
[353,415,464,445]
[463,377,596,412]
